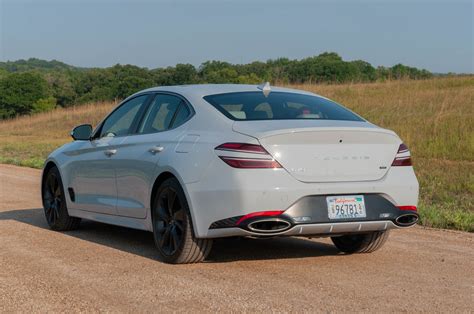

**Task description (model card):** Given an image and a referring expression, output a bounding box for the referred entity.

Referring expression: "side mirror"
[71,124,92,141]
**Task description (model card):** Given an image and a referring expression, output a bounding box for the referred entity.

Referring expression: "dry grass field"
[0,76,472,231]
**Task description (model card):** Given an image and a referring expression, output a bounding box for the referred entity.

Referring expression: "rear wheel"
[42,166,81,231]
[152,178,212,264]
[331,231,389,254]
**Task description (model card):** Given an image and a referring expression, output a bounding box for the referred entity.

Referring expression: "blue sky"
[1,0,472,73]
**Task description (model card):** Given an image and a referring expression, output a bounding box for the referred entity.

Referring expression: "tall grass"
[290,77,474,231]
[290,77,474,161]
[0,101,116,168]
[0,77,472,231]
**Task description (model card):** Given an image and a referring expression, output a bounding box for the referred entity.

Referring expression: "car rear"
[185,88,419,240]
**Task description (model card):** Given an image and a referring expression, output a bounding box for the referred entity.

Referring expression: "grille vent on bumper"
[209,216,243,229]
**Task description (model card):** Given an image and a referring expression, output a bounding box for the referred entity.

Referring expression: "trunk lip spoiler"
[232,121,398,139]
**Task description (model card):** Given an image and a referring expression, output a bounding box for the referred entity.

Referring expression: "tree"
[0,55,434,120]
[0,72,51,118]
[44,71,77,107]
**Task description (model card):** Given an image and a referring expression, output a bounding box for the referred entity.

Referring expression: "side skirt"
[68,208,153,232]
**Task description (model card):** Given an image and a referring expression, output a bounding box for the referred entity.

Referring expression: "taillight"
[392,143,412,166]
[215,143,268,154]
[215,142,282,169]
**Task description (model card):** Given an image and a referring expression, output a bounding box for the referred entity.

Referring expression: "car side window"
[138,94,189,134]
[170,102,191,128]
[100,95,148,138]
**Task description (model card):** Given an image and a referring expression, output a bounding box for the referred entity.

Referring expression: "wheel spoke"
[155,220,166,233]
[157,205,170,221]
[45,205,52,218]
[43,190,53,203]
[160,227,171,249]
[174,220,184,232]
[47,175,55,193]
[167,189,177,215]
[54,185,61,197]
[53,205,60,223]
[48,203,55,222]
[53,179,59,195]
[170,225,179,252]
[173,208,185,221]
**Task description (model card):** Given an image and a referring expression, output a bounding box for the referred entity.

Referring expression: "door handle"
[148,146,164,154]
[104,149,117,157]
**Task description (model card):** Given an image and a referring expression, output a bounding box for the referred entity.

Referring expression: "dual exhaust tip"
[247,218,292,233]
[395,213,419,227]
[244,213,419,234]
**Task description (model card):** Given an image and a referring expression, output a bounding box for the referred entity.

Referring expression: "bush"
[0,72,51,119]
[32,96,57,113]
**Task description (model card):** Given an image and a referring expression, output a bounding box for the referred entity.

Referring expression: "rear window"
[203,92,363,122]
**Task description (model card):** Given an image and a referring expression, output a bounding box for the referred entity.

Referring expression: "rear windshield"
[203,92,364,121]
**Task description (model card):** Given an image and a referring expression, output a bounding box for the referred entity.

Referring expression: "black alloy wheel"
[43,171,62,225]
[41,166,81,231]
[152,178,212,264]
[154,186,185,256]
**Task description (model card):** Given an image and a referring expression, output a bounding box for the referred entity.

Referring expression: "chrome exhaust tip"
[395,214,419,227]
[247,218,292,233]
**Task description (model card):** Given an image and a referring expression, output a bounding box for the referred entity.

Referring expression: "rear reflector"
[219,156,282,169]
[397,205,417,211]
[236,210,284,225]
[392,143,412,166]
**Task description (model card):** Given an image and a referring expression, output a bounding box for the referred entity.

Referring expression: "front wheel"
[152,178,212,264]
[42,166,81,231]
[331,231,390,254]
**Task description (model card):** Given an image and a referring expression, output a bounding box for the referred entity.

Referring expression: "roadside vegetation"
[0,53,432,119]
[0,76,472,232]
[296,77,473,232]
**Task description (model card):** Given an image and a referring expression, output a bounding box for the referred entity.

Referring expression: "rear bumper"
[207,220,403,238]
[185,157,419,238]
[208,194,419,238]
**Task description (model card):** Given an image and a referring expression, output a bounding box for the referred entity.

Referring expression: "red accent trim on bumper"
[397,205,417,211]
[236,210,284,225]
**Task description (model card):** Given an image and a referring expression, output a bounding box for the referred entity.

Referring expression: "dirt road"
[0,164,472,312]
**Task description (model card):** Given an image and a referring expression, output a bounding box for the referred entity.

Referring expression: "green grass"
[0,156,44,169]
[418,204,474,232]
[0,77,473,231]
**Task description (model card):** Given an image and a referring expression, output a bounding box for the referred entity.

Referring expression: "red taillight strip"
[397,143,410,154]
[392,143,412,166]
[397,205,417,211]
[215,143,269,154]
[219,156,282,169]
[392,156,412,166]
[236,210,284,225]
[216,142,283,169]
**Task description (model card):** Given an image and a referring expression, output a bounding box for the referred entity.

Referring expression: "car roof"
[135,84,318,99]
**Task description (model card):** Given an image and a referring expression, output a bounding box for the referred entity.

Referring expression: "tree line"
[0,52,433,119]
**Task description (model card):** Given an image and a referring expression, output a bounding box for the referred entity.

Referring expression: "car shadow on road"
[0,208,340,263]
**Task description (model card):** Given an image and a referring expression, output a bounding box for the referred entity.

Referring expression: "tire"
[42,166,81,231]
[331,231,390,254]
[152,178,212,264]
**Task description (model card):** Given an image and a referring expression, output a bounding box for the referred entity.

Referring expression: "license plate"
[326,195,366,219]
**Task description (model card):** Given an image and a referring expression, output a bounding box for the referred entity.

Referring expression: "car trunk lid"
[233,120,400,183]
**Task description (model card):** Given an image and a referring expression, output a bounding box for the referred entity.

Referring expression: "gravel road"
[0,164,472,312]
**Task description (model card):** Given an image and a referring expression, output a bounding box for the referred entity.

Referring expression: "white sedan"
[41,83,419,263]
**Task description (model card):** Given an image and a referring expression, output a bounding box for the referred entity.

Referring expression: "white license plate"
[326,195,366,219]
